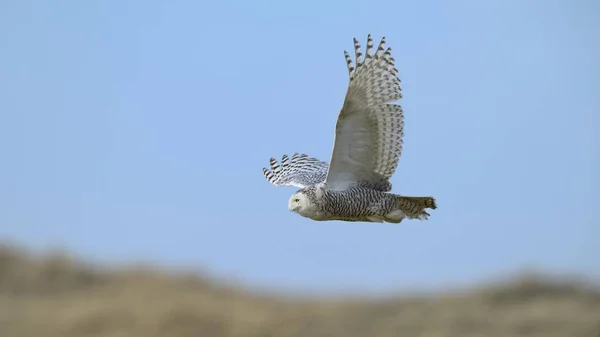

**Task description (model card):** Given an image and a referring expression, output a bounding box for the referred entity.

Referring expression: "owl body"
[291,185,402,223]
[262,35,437,224]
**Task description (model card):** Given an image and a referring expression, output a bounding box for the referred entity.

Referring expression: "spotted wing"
[324,35,404,191]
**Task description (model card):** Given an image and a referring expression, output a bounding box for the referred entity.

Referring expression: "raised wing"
[324,35,404,191]
[263,153,328,188]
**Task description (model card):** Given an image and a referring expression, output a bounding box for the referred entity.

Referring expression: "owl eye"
[294,198,300,202]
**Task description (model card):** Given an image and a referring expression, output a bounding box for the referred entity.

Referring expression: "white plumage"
[262,35,436,223]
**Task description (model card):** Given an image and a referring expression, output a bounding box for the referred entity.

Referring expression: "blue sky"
[1,0,598,294]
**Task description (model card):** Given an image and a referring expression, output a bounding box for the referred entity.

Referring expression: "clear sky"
[1,0,598,294]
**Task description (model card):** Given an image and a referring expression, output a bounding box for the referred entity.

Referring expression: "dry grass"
[1,243,599,337]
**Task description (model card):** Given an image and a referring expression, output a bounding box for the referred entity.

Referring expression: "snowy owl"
[262,35,436,223]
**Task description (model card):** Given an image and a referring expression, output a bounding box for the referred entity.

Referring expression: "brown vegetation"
[1,243,599,337]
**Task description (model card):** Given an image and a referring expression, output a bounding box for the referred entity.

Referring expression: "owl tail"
[395,195,437,220]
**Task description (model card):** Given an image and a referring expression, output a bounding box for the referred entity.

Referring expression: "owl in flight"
[262,35,436,223]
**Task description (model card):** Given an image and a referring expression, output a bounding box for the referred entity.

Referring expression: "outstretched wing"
[262,153,328,188]
[324,35,404,191]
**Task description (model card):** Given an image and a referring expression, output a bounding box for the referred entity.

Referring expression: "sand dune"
[1,243,599,337]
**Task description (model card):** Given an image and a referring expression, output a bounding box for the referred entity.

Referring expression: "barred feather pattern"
[344,35,402,106]
[262,153,328,188]
[301,186,436,222]
[325,34,404,190]
[369,104,404,179]
[349,35,403,178]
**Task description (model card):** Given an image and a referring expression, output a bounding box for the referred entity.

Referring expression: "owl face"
[288,191,310,213]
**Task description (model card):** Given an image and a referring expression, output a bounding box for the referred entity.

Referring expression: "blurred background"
[0,0,598,336]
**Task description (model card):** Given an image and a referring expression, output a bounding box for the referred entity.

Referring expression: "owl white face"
[288,191,310,213]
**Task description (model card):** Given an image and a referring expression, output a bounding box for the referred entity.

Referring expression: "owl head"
[288,190,310,213]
